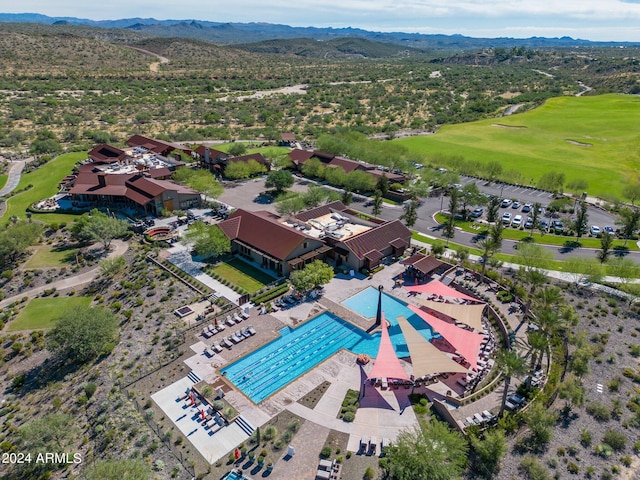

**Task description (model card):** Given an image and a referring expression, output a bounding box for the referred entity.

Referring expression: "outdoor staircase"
[234,415,255,436]
[187,371,202,384]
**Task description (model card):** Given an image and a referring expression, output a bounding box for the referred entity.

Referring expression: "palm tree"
[519,268,546,319]
[496,349,527,417]
[527,330,549,371]
[534,285,562,311]
[477,237,498,283]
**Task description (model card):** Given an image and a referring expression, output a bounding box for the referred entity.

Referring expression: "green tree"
[276,195,306,216]
[486,195,501,223]
[400,199,419,228]
[459,182,486,220]
[223,161,251,180]
[265,169,294,193]
[84,459,152,480]
[608,256,640,288]
[496,349,527,416]
[598,231,613,263]
[573,200,589,240]
[172,167,223,200]
[537,171,565,193]
[0,220,43,267]
[529,202,541,237]
[228,142,247,156]
[469,429,507,476]
[443,189,460,246]
[372,190,383,216]
[289,260,334,293]
[558,374,586,413]
[485,161,503,183]
[617,206,640,245]
[514,242,552,272]
[622,183,640,205]
[383,422,468,480]
[566,179,589,199]
[376,174,390,196]
[72,209,129,250]
[477,237,498,282]
[47,305,118,364]
[340,190,353,205]
[525,402,558,448]
[301,157,325,178]
[344,170,376,192]
[99,255,127,278]
[182,222,230,259]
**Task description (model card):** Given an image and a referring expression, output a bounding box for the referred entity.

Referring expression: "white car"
[590,225,601,236]
[502,212,512,224]
[511,215,523,228]
[501,198,513,208]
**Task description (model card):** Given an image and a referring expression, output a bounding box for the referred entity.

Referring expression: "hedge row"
[251,283,290,305]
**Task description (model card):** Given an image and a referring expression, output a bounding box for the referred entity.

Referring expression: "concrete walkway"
[0,239,129,311]
[0,159,27,197]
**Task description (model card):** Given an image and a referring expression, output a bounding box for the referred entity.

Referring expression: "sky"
[3,0,640,42]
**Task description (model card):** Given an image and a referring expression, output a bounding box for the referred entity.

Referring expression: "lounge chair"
[359,437,369,454]
[368,437,378,455]
[465,416,476,426]
[316,470,331,480]
[201,327,212,338]
[246,325,256,335]
[482,410,494,421]
[233,312,243,323]
[222,337,233,348]
[381,378,388,389]
[207,325,217,335]
[226,315,235,326]
[473,413,484,424]
[211,342,223,353]
[240,310,250,319]
[229,334,240,344]
[216,323,226,332]
[232,331,244,342]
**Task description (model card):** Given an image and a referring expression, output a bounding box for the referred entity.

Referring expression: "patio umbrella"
[234,448,241,460]
[200,409,205,420]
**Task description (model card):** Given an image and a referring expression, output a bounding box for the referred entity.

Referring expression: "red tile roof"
[327,156,367,174]
[88,144,128,163]
[217,209,315,261]
[293,201,347,222]
[343,220,411,260]
[288,149,314,165]
[311,151,335,162]
[195,145,226,159]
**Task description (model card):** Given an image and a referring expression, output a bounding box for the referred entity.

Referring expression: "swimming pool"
[221,311,380,403]
[342,286,438,357]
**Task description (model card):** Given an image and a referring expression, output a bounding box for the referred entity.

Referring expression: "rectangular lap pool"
[221,287,438,404]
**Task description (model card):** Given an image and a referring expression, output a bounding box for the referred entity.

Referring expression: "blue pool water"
[221,311,380,403]
[223,472,245,480]
[342,286,438,357]
[222,287,438,404]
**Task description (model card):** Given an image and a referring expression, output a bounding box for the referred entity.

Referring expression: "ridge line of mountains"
[1,12,638,50]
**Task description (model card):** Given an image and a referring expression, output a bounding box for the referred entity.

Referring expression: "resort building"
[216,201,412,277]
[195,146,271,177]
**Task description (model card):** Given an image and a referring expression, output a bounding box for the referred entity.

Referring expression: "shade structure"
[395,316,468,377]
[418,299,486,332]
[404,280,480,303]
[368,314,410,381]
[408,305,484,371]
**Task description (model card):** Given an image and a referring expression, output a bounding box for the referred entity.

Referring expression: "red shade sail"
[367,314,410,381]
[404,280,480,303]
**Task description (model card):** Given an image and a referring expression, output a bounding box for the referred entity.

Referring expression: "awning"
[364,250,383,262]
[389,238,408,249]
[401,254,449,275]
[317,245,332,254]
[368,314,410,381]
[408,305,484,371]
[395,315,469,376]
[301,251,318,261]
[287,258,303,267]
[405,280,481,303]
[418,299,486,332]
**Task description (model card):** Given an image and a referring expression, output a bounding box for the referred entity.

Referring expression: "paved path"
[0,239,129,311]
[0,159,27,197]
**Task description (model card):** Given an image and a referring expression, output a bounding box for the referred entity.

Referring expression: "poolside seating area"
[463,409,496,427]
[220,325,256,350]
[316,458,341,479]
[357,436,383,457]
[201,322,227,339]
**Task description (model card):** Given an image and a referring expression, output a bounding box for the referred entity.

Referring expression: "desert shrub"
[602,430,626,451]
[84,382,97,399]
[320,446,332,458]
[585,402,611,421]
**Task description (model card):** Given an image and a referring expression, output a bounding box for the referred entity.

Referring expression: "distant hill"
[233,37,427,58]
[1,12,638,51]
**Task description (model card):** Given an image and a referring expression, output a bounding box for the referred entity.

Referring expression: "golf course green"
[395,94,640,199]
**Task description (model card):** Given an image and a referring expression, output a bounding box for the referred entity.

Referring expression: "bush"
[364,467,375,480]
[585,402,611,421]
[320,446,332,458]
[602,429,626,451]
[342,411,355,422]
[84,382,97,399]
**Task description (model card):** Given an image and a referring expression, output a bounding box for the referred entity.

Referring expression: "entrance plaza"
[151,258,533,473]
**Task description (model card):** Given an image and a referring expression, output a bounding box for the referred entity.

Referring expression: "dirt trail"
[126,46,170,72]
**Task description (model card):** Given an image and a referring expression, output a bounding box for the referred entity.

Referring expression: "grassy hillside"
[395,94,640,199]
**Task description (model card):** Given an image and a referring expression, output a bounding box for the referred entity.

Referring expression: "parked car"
[524,217,534,229]
[539,219,549,231]
[501,198,513,208]
[511,201,521,209]
[521,203,532,213]
[470,207,484,218]
[502,212,512,224]
[511,215,523,228]
[590,225,601,236]
[604,225,615,235]
[551,220,564,233]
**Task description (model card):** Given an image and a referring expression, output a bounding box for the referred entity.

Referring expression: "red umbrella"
[234,448,241,460]
[214,317,218,326]
[189,393,194,405]
[200,409,205,420]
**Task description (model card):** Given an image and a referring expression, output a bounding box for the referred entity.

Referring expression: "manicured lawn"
[395,94,640,199]
[1,151,87,225]
[0,174,7,191]
[8,296,92,331]
[23,245,78,269]
[207,258,276,293]
[213,143,290,158]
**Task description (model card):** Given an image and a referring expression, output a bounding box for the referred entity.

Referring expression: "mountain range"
[1,12,638,50]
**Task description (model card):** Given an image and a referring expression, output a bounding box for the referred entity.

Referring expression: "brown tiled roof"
[148,167,172,178]
[125,189,154,206]
[389,237,409,249]
[401,254,448,275]
[88,144,127,163]
[343,220,411,260]
[195,145,226,160]
[366,169,406,182]
[311,151,335,163]
[288,149,314,165]
[217,209,314,261]
[293,201,347,222]
[364,250,384,262]
[127,176,166,197]
[327,157,366,174]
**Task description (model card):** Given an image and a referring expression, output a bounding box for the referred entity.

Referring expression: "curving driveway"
[0,160,27,198]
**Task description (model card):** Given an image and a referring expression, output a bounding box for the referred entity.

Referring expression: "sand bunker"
[566,139,593,147]
[491,124,527,129]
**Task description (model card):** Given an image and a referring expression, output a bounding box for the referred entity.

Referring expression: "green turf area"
[207,258,276,293]
[1,151,87,225]
[0,174,7,191]
[433,213,637,251]
[213,143,290,157]
[395,94,640,199]
[23,246,78,269]
[8,296,92,331]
